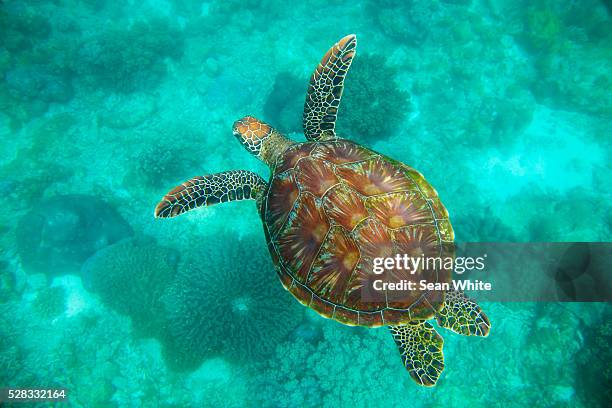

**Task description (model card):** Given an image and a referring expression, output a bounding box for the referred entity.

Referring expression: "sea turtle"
[154,34,490,386]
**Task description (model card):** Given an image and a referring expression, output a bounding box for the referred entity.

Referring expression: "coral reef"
[0,303,26,387]
[576,306,612,407]
[520,1,612,115]
[32,285,67,319]
[0,6,73,123]
[336,54,410,143]
[512,186,611,242]
[531,44,612,116]
[465,91,536,148]
[161,231,304,370]
[413,71,536,152]
[250,323,407,408]
[0,113,79,207]
[0,5,51,53]
[81,237,178,337]
[369,0,438,46]
[74,18,184,93]
[16,194,133,276]
[5,66,73,105]
[522,304,584,405]
[0,245,17,301]
[453,207,517,242]
[125,137,200,190]
[523,3,565,53]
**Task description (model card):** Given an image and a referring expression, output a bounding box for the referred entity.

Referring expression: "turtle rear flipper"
[389,321,445,387]
[154,170,267,218]
[436,290,491,337]
[303,34,356,141]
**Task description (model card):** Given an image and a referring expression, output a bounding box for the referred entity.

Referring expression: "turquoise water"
[1,0,611,406]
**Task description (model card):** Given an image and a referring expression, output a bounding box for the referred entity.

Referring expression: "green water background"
[0,0,610,407]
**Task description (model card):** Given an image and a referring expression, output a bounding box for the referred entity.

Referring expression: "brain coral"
[161,231,304,370]
[81,237,178,337]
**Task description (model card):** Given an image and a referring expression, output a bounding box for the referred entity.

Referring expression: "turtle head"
[232,116,292,166]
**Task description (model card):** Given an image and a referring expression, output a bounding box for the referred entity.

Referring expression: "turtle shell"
[260,139,454,327]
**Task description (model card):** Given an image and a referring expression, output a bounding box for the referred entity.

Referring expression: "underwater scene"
[1,0,611,407]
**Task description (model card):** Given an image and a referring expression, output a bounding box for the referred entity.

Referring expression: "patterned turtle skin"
[154,34,490,387]
[262,138,453,327]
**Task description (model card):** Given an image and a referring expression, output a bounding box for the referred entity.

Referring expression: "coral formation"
[0,246,17,301]
[0,6,73,122]
[32,285,67,319]
[531,44,612,116]
[0,5,51,53]
[336,54,410,143]
[74,18,184,93]
[453,208,517,242]
[520,1,612,115]
[576,306,612,407]
[369,0,437,46]
[250,323,406,407]
[16,194,133,276]
[521,304,585,404]
[125,135,200,190]
[0,309,25,387]
[0,113,80,207]
[523,4,565,52]
[81,237,178,337]
[5,66,73,105]
[161,231,304,370]
[466,91,536,148]
[508,186,611,242]
[412,73,536,151]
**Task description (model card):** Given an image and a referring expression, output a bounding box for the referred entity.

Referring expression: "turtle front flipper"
[436,290,491,337]
[303,34,357,141]
[154,170,267,218]
[389,321,445,387]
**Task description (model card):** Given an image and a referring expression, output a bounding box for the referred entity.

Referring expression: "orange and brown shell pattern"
[261,138,455,328]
